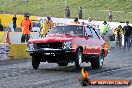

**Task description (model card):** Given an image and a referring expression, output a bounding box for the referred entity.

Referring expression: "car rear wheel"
[91,51,104,69]
[75,48,82,68]
[32,55,40,69]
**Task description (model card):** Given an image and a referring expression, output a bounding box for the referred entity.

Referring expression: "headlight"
[28,43,34,49]
[63,41,72,49]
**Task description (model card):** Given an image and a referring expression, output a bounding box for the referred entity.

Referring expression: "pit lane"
[0,48,132,88]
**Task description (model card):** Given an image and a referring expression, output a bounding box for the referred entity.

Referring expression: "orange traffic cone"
[5,31,10,44]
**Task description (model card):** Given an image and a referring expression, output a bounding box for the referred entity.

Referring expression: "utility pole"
[64,0,67,17]
[65,0,67,8]
[4,0,7,14]
[24,0,28,12]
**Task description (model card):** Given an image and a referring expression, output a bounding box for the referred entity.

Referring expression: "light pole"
[64,0,67,17]
[65,0,67,8]
[24,0,28,12]
[4,0,7,14]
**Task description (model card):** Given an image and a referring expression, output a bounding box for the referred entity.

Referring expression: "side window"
[90,27,99,39]
[77,26,83,36]
[85,27,92,36]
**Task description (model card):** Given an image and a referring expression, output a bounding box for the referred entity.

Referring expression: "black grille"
[36,42,62,49]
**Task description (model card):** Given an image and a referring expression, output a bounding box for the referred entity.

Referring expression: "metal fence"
[0,0,132,22]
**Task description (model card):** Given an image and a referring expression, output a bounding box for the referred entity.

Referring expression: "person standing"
[9,22,14,32]
[123,21,132,52]
[0,19,3,31]
[12,14,17,31]
[21,13,32,43]
[108,8,112,22]
[71,18,80,24]
[114,25,123,48]
[100,21,110,48]
[87,17,93,26]
[100,21,109,38]
[40,17,53,37]
[78,7,82,19]
[65,6,70,18]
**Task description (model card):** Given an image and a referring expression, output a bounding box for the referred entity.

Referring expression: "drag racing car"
[26,25,108,69]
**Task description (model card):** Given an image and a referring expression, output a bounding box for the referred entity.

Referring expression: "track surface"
[0,48,132,88]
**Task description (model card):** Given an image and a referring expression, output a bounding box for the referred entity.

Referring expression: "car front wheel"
[75,48,82,68]
[32,55,40,69]
[91,51,104,69]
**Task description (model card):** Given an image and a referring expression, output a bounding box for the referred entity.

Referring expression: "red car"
[26,25,108,69]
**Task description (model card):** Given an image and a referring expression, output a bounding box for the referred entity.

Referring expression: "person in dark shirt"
[12,14,17,31]
[108,8,112,22]
[123,21,132,52]
[78,7,82,19]
[65,6,70,18]
[114,25,123,48]
[0,19,3,31]
[71,18,80,24]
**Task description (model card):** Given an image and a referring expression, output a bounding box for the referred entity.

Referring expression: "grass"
[0,0,132,22]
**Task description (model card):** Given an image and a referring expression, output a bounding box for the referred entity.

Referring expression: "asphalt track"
[0,48,132,88]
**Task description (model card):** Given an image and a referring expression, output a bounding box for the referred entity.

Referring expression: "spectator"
[78,7,82,19]
[88,17,92,23]
[65,6,70,18]
[9,22,14,32]
[100,21,109,35]
[114,25,123,48]
[108,8,112,22]
[12,14,17,31]
[87,17,93,26]
[71,18,80,24]
[0,19,3,31]
[40,17,53,37]
[21,13,32,43]
[123,21,132,52]
[100,21,110,47]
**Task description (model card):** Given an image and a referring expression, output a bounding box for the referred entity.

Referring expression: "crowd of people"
[65,6,83,19]
[122,21,132,52]
[65,6,113,22]
[100,20,132,52]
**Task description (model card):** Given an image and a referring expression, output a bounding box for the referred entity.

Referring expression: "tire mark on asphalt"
[19,65,132,88]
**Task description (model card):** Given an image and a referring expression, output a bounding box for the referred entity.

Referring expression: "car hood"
[28,34,72,43]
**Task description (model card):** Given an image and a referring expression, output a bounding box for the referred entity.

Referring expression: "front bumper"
[26,48,75,54]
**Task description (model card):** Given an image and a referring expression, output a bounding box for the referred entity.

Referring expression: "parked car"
[31,21,41,32]
[26,25,108,69]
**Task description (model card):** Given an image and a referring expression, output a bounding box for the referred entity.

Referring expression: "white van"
[31,21,41,32]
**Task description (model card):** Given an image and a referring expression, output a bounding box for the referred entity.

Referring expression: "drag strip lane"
[0,47,132,88]
[0,58,132,88]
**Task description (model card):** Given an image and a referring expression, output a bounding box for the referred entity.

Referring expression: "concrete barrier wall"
[0,43,31,60]
[0,32,39,60]
[0,32,6,43]
[8,43,31,59]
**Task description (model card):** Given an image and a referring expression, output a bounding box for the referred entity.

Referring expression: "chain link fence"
[0,0,132,22]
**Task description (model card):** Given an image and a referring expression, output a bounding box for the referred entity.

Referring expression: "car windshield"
[48,25,83,36]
